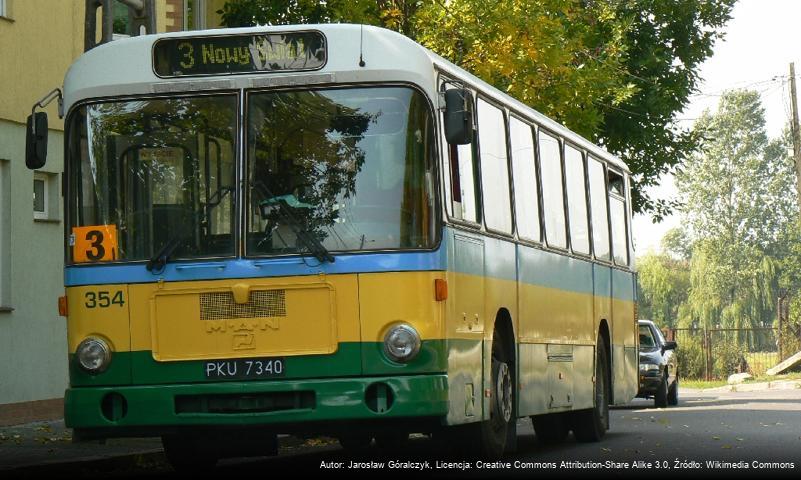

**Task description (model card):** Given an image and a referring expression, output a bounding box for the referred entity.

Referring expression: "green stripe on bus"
[65,374,450,429]
[69,341,448,387]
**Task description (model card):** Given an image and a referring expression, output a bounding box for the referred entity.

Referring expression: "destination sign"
[153,31,326,77]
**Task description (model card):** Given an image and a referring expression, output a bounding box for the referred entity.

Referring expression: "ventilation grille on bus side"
[200,290,287,320]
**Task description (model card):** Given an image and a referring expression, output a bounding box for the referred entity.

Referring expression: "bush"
[675,338,705,380]
[712,339,746,379]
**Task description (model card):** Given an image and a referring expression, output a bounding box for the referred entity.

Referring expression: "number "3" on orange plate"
[72,225,119,263]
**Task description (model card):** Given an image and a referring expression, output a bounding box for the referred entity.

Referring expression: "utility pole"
[790,63,801,211]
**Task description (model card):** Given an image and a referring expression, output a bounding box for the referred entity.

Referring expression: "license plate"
[204,358,286,379]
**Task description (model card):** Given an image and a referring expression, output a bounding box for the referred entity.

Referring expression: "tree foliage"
[636,251,690,328]
[216,0,736,217]
[675,90,798,331]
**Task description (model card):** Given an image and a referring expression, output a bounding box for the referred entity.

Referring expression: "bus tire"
[473,329,514,458]
[162,435,218,471]
[572,340,609,442]
[338,432,373,452]
[532,413,570,444]
[374,431,409,450]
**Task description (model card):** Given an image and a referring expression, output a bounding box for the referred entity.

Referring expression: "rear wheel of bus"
[572,339,609,442]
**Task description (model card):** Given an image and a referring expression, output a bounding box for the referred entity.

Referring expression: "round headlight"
[76,337,112,374]
[383,324,421,363]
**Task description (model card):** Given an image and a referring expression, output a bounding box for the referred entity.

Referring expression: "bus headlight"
[383,324,421,363]
[76,337,112,374]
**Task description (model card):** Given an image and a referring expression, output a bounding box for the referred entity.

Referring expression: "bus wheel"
[374,431,409,450]
[532,413,569,444]
[572,340,609,442]
[338,432,373,452]
[476,330,513,458]
[162,435,218,471]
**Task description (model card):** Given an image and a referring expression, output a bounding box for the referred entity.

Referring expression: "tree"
[676,90,798,331]
[600,0,735,220]
[216,0,735,218]
[636,252,690,328]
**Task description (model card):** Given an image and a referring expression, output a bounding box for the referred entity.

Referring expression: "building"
[0,0,225,426]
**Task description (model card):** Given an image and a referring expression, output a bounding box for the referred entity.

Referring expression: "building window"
[0,0,9,19]
[33,171,59,222]
[0,159,10,310]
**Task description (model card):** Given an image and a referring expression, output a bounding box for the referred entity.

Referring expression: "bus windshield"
[246,86,437,256]
[67,95,237,264]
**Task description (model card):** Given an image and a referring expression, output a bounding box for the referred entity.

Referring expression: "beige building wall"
[0,0,172,425]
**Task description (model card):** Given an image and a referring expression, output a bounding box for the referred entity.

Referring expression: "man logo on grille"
[233,333,256,350]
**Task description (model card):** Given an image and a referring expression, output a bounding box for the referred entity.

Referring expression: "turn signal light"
[58,296,68,317]
[434,279,448,301]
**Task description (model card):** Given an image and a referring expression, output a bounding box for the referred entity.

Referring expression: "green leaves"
[676,90,799,331]
[216,0,735,217]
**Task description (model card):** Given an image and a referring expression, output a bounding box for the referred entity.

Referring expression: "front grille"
[175,391,315,414]
[200,290,286,321]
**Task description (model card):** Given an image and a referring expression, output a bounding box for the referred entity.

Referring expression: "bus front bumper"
[65,374,449,436]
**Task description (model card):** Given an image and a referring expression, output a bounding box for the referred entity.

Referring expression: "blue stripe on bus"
[64,249,448,286]
[64,226,636,302]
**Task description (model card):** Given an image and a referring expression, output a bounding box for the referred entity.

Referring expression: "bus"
[25,24,637,466]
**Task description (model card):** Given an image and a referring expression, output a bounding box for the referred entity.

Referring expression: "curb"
[703,379,801,393]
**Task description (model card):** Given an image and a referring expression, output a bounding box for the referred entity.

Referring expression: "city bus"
[25,24,637,467]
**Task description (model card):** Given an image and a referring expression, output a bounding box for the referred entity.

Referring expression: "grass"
[681,371,801,390]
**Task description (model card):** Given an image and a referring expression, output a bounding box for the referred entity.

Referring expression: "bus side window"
[538,131,566,249]
[476,98,512,234]
[588,157,611,261]
[609,169,629,266]
[564,144,589,255]
[509,116,540,242]
[445,94,481,224]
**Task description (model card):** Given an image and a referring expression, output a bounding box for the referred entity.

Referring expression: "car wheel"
[654,374,668,408]
[668,375,679,406]
[573,339,609,442]
[532,413,570,444]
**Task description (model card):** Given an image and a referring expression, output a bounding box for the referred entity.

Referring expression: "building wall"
[0,0,171,424]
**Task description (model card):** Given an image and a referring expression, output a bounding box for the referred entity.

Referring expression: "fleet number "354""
[84,291,125,309]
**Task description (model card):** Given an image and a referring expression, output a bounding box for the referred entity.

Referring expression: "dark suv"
[637,319,678,407]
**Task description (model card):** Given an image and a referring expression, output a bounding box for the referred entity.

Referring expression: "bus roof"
[62,23,629,173]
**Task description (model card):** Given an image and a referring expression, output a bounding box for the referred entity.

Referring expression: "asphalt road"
[9,387,801,478]
[214,387,801,477]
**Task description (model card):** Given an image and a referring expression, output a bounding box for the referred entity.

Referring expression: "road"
[8,387,801,478]
[213,387,801,477]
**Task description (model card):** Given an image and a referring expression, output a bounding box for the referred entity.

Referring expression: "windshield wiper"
[255,182,334,264]
[146,235,184,273]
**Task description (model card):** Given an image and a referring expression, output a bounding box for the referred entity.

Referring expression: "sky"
[631,0,801,256]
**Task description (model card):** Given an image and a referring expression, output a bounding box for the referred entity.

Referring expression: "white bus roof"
[62,23,629,173]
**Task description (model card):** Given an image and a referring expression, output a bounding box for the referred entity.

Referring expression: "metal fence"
[665,327,779,381]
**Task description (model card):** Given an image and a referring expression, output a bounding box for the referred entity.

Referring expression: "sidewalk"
[0,419,165,475]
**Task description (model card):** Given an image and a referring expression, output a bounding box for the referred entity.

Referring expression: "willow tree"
[677,90,798,333]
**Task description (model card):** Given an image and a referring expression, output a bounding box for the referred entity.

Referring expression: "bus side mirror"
[26,112,48,170]
[444,88,474,145]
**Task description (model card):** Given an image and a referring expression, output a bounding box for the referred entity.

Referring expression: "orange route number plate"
[72,225,119,263]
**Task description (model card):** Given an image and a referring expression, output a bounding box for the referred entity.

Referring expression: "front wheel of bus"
[162,435,218,471]
[476,332,513,458]
[572,340,609,442]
